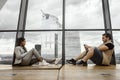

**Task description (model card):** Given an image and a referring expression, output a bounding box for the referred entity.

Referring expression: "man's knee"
[88,47,94,52]
[87,48,94,55]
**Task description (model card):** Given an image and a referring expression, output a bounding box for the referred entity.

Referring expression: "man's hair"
[102,33,112,40]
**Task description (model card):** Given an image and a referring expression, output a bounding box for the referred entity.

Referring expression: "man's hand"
[84,44,90,49]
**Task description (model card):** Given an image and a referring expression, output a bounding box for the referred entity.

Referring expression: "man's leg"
[74,51,88,61]
[81,47,94,62]
[90,47,103,65]
[66,51,87,65]
[76,47,94,66]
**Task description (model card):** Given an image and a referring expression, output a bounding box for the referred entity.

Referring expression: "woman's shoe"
[39,60,49,66]
[44,58,56,63]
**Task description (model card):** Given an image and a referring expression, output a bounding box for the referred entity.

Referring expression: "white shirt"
[14,46,28,64]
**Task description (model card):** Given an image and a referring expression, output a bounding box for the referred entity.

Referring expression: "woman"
[13,37,55,66]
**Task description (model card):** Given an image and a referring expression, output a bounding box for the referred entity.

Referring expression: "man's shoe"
[77,60,87,66]
[66,58,76,65]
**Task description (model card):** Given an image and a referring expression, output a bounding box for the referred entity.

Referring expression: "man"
[67,33,114,66]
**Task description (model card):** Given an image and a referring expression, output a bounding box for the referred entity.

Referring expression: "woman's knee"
[31,48,37,52]
[31,48,40,55]
[28,48,36,55]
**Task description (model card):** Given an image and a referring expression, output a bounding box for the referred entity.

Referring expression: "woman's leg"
[31,48,43,61]
[21,48,43,66]
[20,51,34,66]
[29,58,39,65]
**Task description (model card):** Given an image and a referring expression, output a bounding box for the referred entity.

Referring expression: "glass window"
[113,31,120,64]
[26,0,62,30]
[66,0,104,29]
[65,31,104,65]
[0,32,16,64]
[0,0,21,30]
[25,31,62,64]
[66,31,104,59]
[110,0,120,29]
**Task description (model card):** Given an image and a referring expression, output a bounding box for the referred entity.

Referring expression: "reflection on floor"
[0,64,120,80]
[59,64,120,80]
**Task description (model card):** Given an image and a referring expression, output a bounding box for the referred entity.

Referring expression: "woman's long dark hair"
[13,37,27,66]
[16,37,27,52]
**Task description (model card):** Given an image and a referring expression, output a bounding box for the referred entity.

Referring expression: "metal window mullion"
[102,0,116,65]
[62,0,66,65]
[12,0,29,66]
[16,0,28,40]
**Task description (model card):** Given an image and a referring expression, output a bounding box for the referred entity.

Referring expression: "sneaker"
[77,60,87,66]
[54,58,62,65]
[44,58,56,63]
[39,60,49,66]
[66,58,76,65]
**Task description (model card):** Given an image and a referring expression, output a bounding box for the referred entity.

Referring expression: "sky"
[0,0,120,55]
